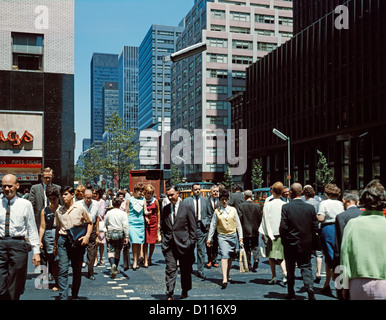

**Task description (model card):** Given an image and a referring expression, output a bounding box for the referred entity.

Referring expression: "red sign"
[0,130,34,146]
[0,157,42,168]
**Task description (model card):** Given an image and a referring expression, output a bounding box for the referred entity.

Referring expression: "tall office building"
[241,0,385,190]
[118,46,139,132]
[0,0,75,188]
[170,0,293,182]
[137,24,184,169]
[90,53,119,143]
[102,81,119,128]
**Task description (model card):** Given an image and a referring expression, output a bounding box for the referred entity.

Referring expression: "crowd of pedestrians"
[1,167,386,300]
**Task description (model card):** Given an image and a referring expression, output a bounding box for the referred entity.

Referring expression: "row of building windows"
[210,25,293,38]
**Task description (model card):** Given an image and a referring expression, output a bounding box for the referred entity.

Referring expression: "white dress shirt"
[170,198,181,225]
[0,196,40,254]
[81,199,100,224]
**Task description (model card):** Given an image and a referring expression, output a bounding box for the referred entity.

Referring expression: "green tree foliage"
[222,166,234,190]
[251,158,264,189]
[170,164,182,186]
[99,112,138,189]
[316,149,334,189]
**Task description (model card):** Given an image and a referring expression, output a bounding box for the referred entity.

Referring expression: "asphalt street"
[21,243,338,302]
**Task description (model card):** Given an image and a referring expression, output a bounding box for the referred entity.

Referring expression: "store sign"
[0,130,34,146]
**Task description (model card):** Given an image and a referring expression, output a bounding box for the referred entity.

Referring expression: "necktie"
[5,200,11,237]
[172,205,176,225]
[195,197,199,220]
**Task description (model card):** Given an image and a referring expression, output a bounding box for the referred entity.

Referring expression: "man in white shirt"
[81,189,100,280]
[0,174,40,300]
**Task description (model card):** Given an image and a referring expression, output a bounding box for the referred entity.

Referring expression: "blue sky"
[74,0,194,161]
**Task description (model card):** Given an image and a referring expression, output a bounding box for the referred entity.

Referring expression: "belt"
[0,236,25,240]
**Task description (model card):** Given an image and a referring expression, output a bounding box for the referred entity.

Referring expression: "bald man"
[279,183,319,300]
[0,174,40,300]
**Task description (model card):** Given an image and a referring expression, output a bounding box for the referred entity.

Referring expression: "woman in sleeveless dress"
[143,184,160,267]
[126,182,148,270]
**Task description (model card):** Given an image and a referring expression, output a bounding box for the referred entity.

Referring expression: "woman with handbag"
[93,187,106,266]
[104,197,129,278]
[54,186,93,300]
[207,189,243,289]
[143,184,160,268]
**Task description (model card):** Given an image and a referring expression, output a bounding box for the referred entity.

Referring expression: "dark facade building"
[0,0,75,188]
[242,0,386,191]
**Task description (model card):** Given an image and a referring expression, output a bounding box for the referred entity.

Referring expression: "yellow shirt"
[55,202,91,236]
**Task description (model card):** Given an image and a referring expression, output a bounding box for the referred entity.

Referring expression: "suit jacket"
[333,206,362,268]
[228,192,245,214]
[184,195,211,230]
[161,200,197,255]
[279,199,319,254]
[29,183,62,228]
[239,201,262,238]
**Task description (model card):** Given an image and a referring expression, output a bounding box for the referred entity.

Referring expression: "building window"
[230,11,250,22]
[12,33,43,71]
[232,55,253,65]
[232,40,253,50]
[211,9,226,19]
[211,24,226,32]
[207,69,228,79]
[207,53,228,64]
[207,37,228,48]
[257,42,277,51]
[230,26,250,34]
[278,17,293,26]
[255,14,275,24]
[207,85,228,94]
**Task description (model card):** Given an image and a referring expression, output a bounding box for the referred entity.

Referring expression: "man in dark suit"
[29,167,61,229]
[161,186,197,300]
[206,185,220,268]
[333,190,362,299]
[239,190,262,272]
[280,183,319,300]
[228,184,245,214]
[183,183,210,279]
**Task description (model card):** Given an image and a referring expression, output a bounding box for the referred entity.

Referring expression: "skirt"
[321,223,335,266]
[266,236,284,260]
[217,233,237,259]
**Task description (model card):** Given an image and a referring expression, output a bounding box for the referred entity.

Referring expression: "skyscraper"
[118,46,138,132]
[0,0,75,187]
[170,0,293,182]
[102,81,119,128]
[90,53,118,143]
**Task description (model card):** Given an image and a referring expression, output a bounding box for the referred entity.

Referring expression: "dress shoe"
[221,282,228,290]
[167,296,174,300]
[88,275,96,281]
[206,262,212,268]
[198,273,206,280]
[253,261,259,270]
[180,291,188,299]
[314,276,322,284]
[307,289,316,300]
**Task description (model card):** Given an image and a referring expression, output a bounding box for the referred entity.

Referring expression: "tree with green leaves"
[99,112,138,189]
[170,164,182,186]
[222,166,234,190]
[77,147,104,186]
[316,149,334,189]
[251,158,264,189]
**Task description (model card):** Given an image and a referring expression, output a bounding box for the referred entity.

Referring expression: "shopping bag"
[123,242,131,271]
[239,245,249,273]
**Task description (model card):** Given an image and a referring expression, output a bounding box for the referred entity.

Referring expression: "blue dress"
[128,196,145,244]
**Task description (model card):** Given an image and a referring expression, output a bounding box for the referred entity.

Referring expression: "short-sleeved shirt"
[55,202,91,236]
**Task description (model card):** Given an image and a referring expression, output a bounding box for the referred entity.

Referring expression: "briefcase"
[66,224,87,247]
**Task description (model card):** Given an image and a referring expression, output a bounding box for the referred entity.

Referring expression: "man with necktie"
[160,186,197,300]
[0,174,40,300]
[184,183,210,279]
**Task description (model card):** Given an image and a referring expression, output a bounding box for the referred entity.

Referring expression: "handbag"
[66,224,87,247]
[239,245,249,273]
[156,230,162,244]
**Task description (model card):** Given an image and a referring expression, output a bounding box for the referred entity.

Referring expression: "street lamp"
[161,42,207,171]
[273,128,291,186]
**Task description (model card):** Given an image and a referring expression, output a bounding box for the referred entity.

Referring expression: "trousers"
[57,235,85,300]
[0,238,29,300]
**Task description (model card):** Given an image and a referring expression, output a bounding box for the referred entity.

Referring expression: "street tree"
[222,166,234,190]
[99,112,138,189]
[251,158,264,189]
[170,164,182,186]
[316,149,334,189]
